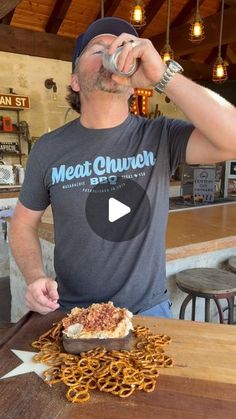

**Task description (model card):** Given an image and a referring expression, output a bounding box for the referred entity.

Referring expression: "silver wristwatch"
[154,60,183,94]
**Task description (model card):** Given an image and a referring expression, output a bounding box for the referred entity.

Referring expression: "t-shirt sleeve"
[19,144,50,211]
[166,118,194,175]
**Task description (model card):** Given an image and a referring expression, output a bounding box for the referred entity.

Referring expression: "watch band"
[154,60,183,94]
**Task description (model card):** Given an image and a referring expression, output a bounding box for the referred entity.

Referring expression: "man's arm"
[8,201,59,315]
[164,74,236,164]
[108,36,236,164]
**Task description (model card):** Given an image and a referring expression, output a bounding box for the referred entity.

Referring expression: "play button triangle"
[108,197,131,223]
[86,177,151,242]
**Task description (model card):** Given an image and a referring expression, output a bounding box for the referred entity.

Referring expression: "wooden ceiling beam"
[95,0,122,20]
[104,0,122,16]
[225,0,236,5]
[0,9,15,25]
[150,6,236,56]
[205,44,228,65]
[171,0,204,28]
[0,23,75,62]
[0,19,235,81]
[45,0,73,34]
[179,58,236,80]
[178,59,212,81]
[0,0,21,19]
[138,0,166,36]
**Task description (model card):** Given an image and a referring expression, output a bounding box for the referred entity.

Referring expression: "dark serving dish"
[62,331,134,354]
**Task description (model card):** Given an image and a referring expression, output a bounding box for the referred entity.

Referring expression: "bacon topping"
[62,302,128,332]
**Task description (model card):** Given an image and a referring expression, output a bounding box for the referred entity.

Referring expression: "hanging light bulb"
[216,64,224,78]
[161,46,174,63]
[161,0,174,63]
[189,0,205,43]
[213,56,228,83]
[130,0,146,29]
[193,21,202,37]
[212,0,228,83]
[133,5,142,22]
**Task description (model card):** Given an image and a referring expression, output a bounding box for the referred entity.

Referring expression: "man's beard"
[78,66,129,95]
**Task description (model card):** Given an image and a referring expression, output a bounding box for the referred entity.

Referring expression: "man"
[9,17,236,317]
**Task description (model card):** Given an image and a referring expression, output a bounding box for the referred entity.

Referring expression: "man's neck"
[79,93,130,129]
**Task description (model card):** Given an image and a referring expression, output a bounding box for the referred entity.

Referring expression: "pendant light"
[161,0,174,63]
[130,0,146,29]
[212,0,228,83]
[189,0,205,43]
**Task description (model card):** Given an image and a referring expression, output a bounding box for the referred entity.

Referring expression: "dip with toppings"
[62,302,133,340]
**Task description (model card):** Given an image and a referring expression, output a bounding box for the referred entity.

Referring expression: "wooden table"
[0,311,236,419]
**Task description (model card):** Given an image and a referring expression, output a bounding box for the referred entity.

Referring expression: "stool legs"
[179,294,193,320]
[191,296,196,320]
[213,298,224,324]
[226,297,234,324]
[205,298,210,322]
[179,295,231,323]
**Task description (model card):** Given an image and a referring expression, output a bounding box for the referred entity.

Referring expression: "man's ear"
[70,73,80,92]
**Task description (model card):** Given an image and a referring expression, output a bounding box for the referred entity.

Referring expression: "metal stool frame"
[177,283,236,324]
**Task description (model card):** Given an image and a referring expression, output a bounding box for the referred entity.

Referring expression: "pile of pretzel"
[32,322,173,403]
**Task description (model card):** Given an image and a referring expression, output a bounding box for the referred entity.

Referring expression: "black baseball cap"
[72,17,138,71]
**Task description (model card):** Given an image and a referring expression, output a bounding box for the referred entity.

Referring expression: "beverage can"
[102,46,138,77]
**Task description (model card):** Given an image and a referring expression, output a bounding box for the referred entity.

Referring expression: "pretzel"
[61,367,81,386]
[94,361,110,378]
[97,376,118,392]
[163,355,174,367]
[32,337,52,349]
[43,366,62,385]
[66,384,90,403]
[117,383,135,398]
[122,368,144,386]
[134,325,151,337]
[81,347,106,359]
[32,320,173,404]
[141,377,156,392]
[85,376,97,389]
[109,360,128,377]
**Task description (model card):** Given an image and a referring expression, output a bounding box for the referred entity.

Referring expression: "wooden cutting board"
[0,311,236,419]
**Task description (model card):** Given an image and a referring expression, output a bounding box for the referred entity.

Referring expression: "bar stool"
[228,257,236,273]
[224,257,236,323]
[176,268,236,324]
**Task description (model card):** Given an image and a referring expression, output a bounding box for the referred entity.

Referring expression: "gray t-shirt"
[19,114,194,313]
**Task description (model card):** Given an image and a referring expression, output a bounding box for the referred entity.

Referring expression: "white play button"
[108,197,131,223]
[86,178,151,242]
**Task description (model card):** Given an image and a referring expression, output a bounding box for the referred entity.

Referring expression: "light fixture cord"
[101,0,104,18]
[196,0,199,14]
[218,0,225,58]
[166,0,171,45]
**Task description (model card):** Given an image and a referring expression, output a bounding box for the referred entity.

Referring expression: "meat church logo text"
[51,150,156,187]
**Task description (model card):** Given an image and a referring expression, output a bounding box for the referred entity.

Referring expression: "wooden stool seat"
[176,268,236,324]
[228,257,236,274]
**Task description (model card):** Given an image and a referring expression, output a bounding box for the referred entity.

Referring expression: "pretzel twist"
[32,321,173,404]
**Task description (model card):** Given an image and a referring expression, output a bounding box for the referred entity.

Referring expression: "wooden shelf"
[0,151,20,155]
[0,152,26,156]
[0,108,24,165]
[0,130,19,134]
